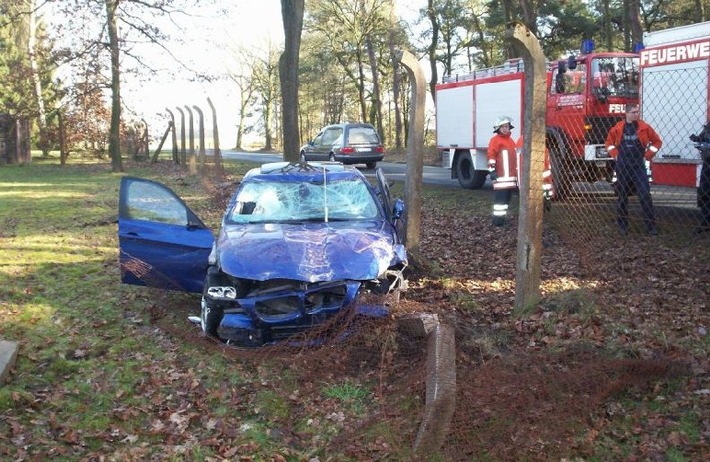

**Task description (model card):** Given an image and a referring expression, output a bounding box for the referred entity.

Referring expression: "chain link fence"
[541,63,708,241]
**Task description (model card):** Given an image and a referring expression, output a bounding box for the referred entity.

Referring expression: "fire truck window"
[554,70,565,93]
[552,66,586,95]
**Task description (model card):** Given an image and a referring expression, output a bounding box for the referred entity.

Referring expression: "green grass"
[1,156,706,460]
[322,379,371,415]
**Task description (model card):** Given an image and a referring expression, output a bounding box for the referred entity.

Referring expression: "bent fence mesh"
[129,127,707,460]
[544,64,708,242]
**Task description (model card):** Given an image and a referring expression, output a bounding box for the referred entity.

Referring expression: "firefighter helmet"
[493,116,514,132]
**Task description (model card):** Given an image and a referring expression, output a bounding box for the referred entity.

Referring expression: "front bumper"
[212,280,390,346]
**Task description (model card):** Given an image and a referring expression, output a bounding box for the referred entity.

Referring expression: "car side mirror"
[392,198,405,220]
[187,220,203,231]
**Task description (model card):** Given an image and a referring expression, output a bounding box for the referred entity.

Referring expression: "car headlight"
[207,286,237,300]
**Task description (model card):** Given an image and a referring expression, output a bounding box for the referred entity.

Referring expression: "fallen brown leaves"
[3,161,708,461]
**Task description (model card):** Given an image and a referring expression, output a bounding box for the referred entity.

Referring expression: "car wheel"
[300,151,306,163]
[329,153,336,162]
[200,296,222,339]
[366,161,376,169]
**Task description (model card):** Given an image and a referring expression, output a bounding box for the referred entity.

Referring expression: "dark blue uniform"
[691,121,710,232]
[616,122,656,233]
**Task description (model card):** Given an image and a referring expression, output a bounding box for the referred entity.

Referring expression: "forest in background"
[1,0,709,164]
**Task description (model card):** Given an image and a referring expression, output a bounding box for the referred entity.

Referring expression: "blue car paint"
[118,164,407,346]
[118,177,214,293]
[218,281,362,342]
[216,220,398,282]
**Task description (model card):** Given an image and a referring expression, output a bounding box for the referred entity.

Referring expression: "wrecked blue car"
[118,162,408,347]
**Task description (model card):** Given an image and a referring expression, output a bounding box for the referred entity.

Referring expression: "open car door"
[118,176,214,294]
[375,167,393,221]
[375,167,405,240]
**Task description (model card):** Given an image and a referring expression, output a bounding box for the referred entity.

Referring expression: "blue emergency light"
[581,39,595,54]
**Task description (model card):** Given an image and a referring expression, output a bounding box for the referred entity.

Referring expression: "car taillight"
[340,147,355,154]
[375,146,384,153]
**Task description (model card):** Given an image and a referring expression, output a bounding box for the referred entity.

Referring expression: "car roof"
[322,123,376,130]
[243,161,368,182]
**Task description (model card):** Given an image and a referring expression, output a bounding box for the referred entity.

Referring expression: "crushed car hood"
[216,221,399,282]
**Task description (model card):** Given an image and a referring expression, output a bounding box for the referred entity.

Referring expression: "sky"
[44,1,426,151]
[125,1,427,151]
[125,1,286,151]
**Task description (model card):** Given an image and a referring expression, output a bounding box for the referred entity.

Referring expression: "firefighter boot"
[492,201,508,227]
[616,217,628,236]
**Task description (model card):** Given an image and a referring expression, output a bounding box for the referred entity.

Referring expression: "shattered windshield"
[228,177,381,224]
[591,56,640,98]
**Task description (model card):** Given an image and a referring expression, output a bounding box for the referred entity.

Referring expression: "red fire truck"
[436,49,640,198]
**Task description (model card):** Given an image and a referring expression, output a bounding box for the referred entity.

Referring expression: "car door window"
[312,132,324,147]
[321,128,343,147]
[125,181,188,225]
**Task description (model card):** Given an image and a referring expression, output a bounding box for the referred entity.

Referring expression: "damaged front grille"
[211,275,398,346]
[243,279,356,323]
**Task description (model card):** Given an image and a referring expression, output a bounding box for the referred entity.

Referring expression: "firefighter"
[605,103,662,235]
[690,120,710,233]
[487,116,518,226]
[515,135,554,211]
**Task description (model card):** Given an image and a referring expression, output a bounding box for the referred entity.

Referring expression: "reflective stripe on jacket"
[605,120,662,162]
[488,133,518,190]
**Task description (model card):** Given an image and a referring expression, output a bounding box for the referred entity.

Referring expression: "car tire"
[300,152,307,163]
[329,153,336,162]
[366,161,376,169]
[200,296,222,339]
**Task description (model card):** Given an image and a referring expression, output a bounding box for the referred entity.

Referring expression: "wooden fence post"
[507,22,547,310]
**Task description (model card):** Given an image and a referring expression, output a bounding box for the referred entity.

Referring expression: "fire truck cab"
[436,49,640,198]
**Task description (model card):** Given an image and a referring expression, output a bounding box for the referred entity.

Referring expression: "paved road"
[219,149,698,209]
[220,149,470,189]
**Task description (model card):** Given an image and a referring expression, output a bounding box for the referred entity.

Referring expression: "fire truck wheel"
[549,147,570,200]
[455,154,488,189]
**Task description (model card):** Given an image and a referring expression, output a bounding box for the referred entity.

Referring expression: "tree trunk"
[356,48,368,123]
[518,0,537,35]
[603,0,613,51]
[59,110,67,165]
[105,0,123,173]
[695,0,707,21]
[628,0,644,48]
[279,0,305,162]
[366,35,384,143]
[235,78,253,150]
[388,3,403,150]
[426,0,439,103]
[28,0,48,156]
[623,0,631,51]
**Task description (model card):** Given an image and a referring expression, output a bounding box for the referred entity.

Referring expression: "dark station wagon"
[300,123,385,169]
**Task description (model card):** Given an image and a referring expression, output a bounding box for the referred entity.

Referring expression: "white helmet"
[493,116,514,132]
